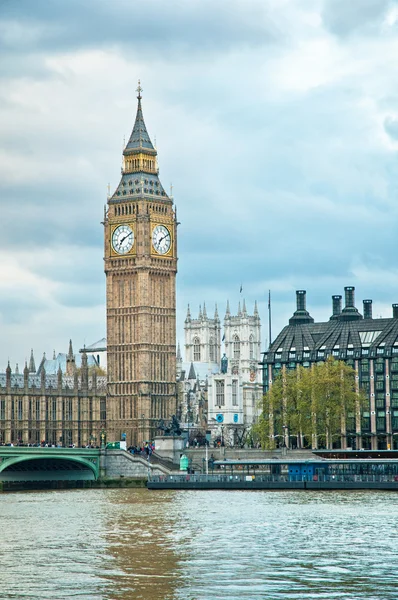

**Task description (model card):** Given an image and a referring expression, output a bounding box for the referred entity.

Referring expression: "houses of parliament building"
[0,87,177,447]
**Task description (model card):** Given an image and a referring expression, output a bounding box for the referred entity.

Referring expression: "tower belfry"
[104,85,177,444]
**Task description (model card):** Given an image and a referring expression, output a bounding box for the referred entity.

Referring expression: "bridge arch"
[0,455,98,481]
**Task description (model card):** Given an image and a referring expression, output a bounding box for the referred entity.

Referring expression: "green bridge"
[0,447,101,483]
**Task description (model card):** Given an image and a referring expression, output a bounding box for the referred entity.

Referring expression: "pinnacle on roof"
[214,304,219,320]
[29,349,36,373]
[185,304,191,323]
[53,349,56,360]
[238,301,242,316]
[203,302,207,318]
[177,342,182,361]
[225,300,230,317]
[242,299,247,315]
[198,305,203,319]
[188,362,196,380]
[124,82,155,153]
[67,340,74,360]
[254,300,259,316]
[15,363,19,375]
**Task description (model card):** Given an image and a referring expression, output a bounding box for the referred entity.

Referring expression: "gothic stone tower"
[184,304,221,364]
[104,85,177,444]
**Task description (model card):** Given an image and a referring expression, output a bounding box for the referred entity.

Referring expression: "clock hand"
[120,232,132,244]
[158,232,170,244]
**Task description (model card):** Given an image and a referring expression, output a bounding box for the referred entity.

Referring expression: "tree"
[254,356,366,450]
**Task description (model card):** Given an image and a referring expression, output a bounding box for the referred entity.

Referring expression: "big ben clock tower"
[104,84,177,444]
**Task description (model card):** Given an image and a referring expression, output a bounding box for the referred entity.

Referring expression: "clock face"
[112,224,134,255]
[152,225,171,255]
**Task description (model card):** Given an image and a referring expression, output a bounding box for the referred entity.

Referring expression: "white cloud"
[1,1,398,367]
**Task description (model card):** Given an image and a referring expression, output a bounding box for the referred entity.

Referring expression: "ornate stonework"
[104,86,177,444]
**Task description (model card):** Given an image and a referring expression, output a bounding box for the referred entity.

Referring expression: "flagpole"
[268,290,272,350]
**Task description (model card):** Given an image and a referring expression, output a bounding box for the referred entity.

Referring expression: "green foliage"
[254,357,366,450]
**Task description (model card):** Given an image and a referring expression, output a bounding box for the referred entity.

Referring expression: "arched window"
[249,335,254,360]
[209,337,215,362]
[193,337,201,361]
[233,335,240,359]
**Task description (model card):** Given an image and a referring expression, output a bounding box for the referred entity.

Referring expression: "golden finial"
[107,183,111,198]
[136,80,143,99]
[170,183,173,196]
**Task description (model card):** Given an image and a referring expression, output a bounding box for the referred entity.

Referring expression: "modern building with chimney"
[262,287,398,451]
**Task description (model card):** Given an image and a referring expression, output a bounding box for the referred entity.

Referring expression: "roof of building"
[125,90,155,152]
[82,338,107,352]
[37,353,98,375]
[110,90,169,203]
[180,361,220,382]
[0,373,107,392]
[264,289,398,363]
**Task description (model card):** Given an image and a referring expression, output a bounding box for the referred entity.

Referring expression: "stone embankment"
[103,450,172,481]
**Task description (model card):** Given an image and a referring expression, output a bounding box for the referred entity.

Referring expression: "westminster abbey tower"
[104,85,177,444]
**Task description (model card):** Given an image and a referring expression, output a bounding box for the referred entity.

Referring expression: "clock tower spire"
[104,84,177,444]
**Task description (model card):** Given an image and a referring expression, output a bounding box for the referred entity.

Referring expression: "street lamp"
[100,428,106,448]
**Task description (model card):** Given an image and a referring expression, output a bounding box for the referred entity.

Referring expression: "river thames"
[1,489,398,599]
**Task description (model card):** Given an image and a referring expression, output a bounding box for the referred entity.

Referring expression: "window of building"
[232,380,238,406]
[361,362,369,373]
[193,338,201,362]
[100,399,106,421]
[249,335,254,360]
[0,401,5,421]
[233,335,240,359]
[18,400,23,421]
[359,331,382,344]
[209,337,215,362]
[216,380,225,406]
[376,411,386,431]
[376,380,385,391]
[375,360,385,373]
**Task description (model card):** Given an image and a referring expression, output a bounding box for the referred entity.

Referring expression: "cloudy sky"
[1,0,398,368]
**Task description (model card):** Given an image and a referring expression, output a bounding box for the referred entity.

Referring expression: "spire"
[15,363,19,375]
[214,304,219,321]
[242,299,247,315]
[81,346,88,368]
[177,342,182,361]
[254,300,259,317]
[185,304,191,323]
[188,362,196,380]
[6,361,11,388]
[53,349,56,360]
[24,361,29,385]
[125,82,155,152]
[203,302,207,318]
[225,300,230,318]
[29,349,36,373]
[238,301,242,316]
[198,304,203,319]
[67,339,74,360]
[111,84,168,200]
